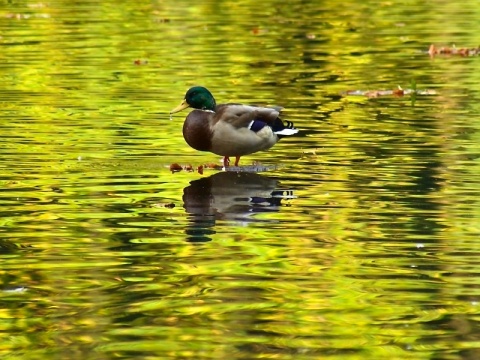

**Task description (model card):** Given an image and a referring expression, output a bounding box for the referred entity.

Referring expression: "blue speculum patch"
[249,120,267,132]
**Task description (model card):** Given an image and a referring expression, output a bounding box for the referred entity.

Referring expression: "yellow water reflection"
[1,0,480,359]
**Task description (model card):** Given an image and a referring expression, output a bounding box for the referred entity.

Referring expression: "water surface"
[1,1,480,359]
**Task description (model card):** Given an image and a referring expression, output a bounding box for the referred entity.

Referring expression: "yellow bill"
[170,99,190,114]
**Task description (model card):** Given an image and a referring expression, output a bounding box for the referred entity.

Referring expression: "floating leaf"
[169,163,183,173]
[427,44,480,57]
[133,59,149,65]
[343,87,436,98]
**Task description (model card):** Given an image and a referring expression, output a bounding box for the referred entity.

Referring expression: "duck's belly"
[210,125,278,156]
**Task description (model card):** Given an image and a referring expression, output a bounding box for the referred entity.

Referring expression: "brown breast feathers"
[183,110,213,151]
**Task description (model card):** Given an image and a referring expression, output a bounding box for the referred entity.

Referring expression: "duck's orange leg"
[234,156,241,166]
[223,156,230,167]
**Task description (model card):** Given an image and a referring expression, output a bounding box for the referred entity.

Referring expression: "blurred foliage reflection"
[1,0,480,359]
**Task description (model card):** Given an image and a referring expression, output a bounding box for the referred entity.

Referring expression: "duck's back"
[213,104,281,128]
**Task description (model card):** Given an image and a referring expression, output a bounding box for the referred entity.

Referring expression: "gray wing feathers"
[214,104,280,129]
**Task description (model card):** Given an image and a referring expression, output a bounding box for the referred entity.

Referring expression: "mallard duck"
[170,86,298,167]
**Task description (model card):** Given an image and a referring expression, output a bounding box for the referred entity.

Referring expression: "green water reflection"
[1,0,480,359]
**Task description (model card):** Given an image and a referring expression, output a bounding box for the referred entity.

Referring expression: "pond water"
[1,0,480,359]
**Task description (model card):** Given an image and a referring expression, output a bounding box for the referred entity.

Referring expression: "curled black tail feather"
[272,118,298,138]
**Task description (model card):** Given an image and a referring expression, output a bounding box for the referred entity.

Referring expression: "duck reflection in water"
[183,171,294,242]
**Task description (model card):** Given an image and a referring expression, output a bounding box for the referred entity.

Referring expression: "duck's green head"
[170,86,216,114]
